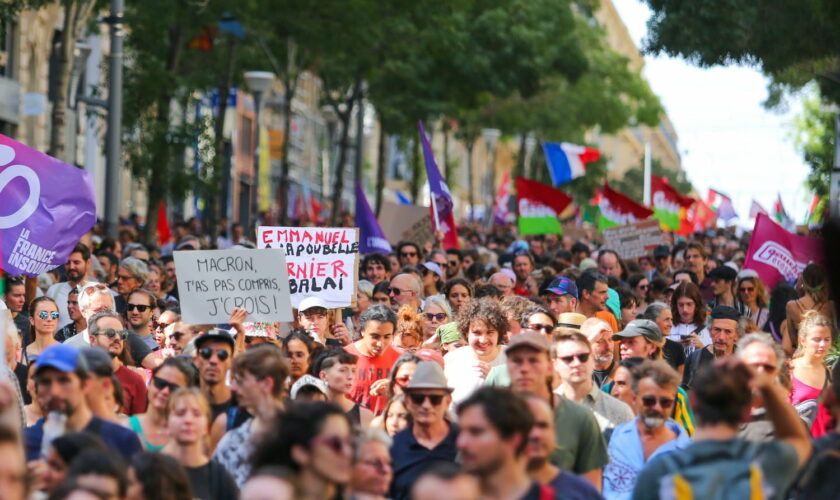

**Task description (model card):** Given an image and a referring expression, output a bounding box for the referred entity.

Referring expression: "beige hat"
[556,312,587,330]
[404,361,453,392]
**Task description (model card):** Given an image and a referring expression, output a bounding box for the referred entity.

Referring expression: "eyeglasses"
[447,261,459,267]
[641,396,674,410]
[198,347,230,361]
[389,287,414,297]
[528,323,553,333]
[638,284,649,290]
[739,287,755,293]
[424,312,447,321]
[152,376,182,393]
[93,328,128,340]
[312,435,353,455]
[557,353,590,364]
[38,311,60,320]
[155,322,172,331]
[407,392,445,406]
[400,252,417,258]
[360,458,392,470]
[126,303,151,312]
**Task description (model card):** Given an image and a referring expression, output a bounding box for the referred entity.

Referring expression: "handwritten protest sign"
[174,249,293,324]
[378,201,435,247]
[601,219,666,259]
[0,134,96,277]
[257,226,359,308]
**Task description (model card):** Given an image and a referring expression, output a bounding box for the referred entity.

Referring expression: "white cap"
[290,374,329,399]
[298,296,328,312]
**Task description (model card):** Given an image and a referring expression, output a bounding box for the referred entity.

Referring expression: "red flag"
[744,213,822,290]
[157,201,172,246]
[515,177,573,234]
[598,183,654,229]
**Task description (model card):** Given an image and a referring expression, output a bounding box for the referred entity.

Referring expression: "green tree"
[790,87,836,198]
[641,0,840,105]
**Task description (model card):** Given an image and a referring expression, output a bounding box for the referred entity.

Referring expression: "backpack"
[789,437,840,499]
[655,440,772,500]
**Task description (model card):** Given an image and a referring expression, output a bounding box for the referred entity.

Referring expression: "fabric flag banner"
[493,172,512,225]
[419,122,459,249]
[749,199,768,219]
[0,134,96,276]
[806,195,823,226]
[773,193,796,231]
[515,177,572,235]
[157,201,172,246]
[355,182,392,254]
[743,213,822,290]
[543,142,600,186]
[650,175,694,231]
[678,198,716,235]
[598,184,653,230]
[707,188,738,222]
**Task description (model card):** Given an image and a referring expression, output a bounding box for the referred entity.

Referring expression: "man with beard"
[125,289,159,350]
[522,394,603,500]
[512,251,538,297]
[193,329,236,421]
[88,311,147,415]
[47,243,95,329]
[575,270,610,319]
[682,306,742,391]
[581,317,616,387]
[457,387,563,500]
[602,360,690,500]
[23,344,142,461]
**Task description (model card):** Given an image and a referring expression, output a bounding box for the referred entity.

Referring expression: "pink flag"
[743,213,823,290]
[492,172,512,225]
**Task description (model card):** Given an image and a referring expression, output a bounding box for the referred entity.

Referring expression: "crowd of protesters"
[0,217,838,500]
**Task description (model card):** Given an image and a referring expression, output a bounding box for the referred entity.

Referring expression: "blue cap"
[36,344,87,374]
[546,277,578,299]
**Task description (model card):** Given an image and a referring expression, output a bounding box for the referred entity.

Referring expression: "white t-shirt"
[668,323,711,355]
[444,345,507,409]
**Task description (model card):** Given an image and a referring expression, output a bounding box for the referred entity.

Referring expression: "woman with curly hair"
[394,305,423,353]
[444,298,509,407]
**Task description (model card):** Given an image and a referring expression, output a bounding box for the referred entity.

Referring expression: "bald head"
[488,272,514,296]
[390,273,423,310]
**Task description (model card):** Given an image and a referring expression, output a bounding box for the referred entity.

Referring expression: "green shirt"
[551,396,609,474]
[484,364,511,387]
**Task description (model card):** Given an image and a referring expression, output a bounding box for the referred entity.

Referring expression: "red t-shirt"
[344,343,401,415]
[115,365,148,416]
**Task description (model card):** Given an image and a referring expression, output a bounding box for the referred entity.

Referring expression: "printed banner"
[258,226,359,308]
[599,183,654,230]
[378,201,435,247]
[174,249,293,324]
[650,175,694,231]
[0,134,96,276]
[515,177,572,235]
[743,213,823,290]
[602,219,667,260]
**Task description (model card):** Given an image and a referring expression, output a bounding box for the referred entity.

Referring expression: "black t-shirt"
[592,360,615,388]
[662,338,686,371]
[14,362,30,405]
[185,460,239,500]
[124,331,152,367]
[13,313,31,348]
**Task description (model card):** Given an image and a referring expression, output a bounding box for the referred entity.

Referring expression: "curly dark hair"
[456,298,509,343]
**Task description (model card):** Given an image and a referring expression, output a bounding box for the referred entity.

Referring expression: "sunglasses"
[528,323,553,333]
[38,311,60,320]
[126,303,151,312]
[155,322,172,331]
[400,252,417,258]
[638,284,649,290]
[424,312,447,321]
[94,328,128,340]
[739,287,755,293]
[641,396,674,410]
[557,353,590,364]
[312,435,353,455]
[389,288,414,296]
[407,392,445,406]
[198,347,230,361]
[152,376,182,393]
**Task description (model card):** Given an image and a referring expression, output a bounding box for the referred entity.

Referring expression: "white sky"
[614,1,812,227]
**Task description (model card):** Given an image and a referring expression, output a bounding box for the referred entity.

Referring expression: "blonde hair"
[794,311,833,359]
[166,387,211,426]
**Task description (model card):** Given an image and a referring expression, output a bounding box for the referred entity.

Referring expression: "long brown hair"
[738,277,768,308]
[670,281,705,327]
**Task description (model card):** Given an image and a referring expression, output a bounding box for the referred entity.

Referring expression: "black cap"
[80,347,114,377]
[653,245,670,258]
[708,265,737,282]
[710,305,740,321]
[194,329,235,350]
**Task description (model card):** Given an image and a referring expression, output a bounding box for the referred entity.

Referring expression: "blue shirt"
[390,422,459,500]
[25,416,143,462]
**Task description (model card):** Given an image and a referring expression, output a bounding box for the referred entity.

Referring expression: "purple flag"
[0,135,96,277]
[418,121,459,249]
[355,182,392,254]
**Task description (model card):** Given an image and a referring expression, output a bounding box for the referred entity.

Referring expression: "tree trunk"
[48,0,96,161]
[142,25,184,244]
[278,70,299,225]
[329,105,353,226]
[207,36,237,246]
[514,132,527,182]
[466,140,474,220]
[353,86,364,187]
[374,123,387,216]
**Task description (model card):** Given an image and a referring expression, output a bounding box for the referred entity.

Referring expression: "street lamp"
[244,70,275,228]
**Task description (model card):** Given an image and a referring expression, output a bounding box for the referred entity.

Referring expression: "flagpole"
[643,142,652,206]
[430,191,441,231]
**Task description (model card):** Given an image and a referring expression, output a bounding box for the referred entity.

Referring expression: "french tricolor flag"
[542,142,601,186]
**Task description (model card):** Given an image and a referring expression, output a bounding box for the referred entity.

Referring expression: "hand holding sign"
[174,249,293,324]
